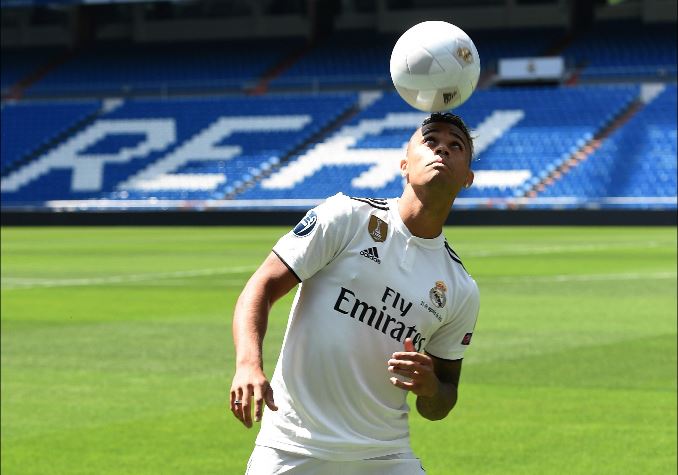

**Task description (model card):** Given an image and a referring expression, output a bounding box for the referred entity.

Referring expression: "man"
[230,112,480,474]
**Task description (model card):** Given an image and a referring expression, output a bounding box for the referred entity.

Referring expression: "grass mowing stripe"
[1,266,256,289]
[5,271,671,292]
[480,271,676,283]
[464,240,665,257]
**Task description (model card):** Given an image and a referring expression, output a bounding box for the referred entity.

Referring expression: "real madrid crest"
[368,215,388,243]
[429,281,447,308]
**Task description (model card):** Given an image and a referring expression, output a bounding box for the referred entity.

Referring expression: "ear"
[400,158,408,178]
[464,170,474,189]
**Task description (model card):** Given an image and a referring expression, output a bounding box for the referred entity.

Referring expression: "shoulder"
[311,193,354,222]
[442,240,470,276]
[318,193,387,213]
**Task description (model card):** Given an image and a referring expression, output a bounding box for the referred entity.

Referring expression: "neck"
[398,185,454,239]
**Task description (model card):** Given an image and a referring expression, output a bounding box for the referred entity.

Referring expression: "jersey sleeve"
[272,193,354,282]
[424,282,480,361]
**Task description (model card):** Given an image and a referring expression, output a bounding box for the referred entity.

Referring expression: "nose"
[435,144,449,158]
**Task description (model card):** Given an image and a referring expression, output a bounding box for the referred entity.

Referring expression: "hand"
[230,364,278,428]
[388,338,439,397]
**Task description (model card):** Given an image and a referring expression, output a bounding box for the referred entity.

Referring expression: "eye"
[450,142,463,151]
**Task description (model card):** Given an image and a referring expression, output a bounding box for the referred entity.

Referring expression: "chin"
[423,178,456,196]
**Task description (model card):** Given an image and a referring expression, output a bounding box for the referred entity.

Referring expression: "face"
[401,121,474,198]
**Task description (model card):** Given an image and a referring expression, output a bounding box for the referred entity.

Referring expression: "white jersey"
[256,193,480,461]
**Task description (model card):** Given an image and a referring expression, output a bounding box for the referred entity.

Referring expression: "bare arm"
[415,355,461,420]
[388,339,462,421]
[230,251,299,428]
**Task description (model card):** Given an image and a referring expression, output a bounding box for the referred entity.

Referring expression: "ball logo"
[456,46,473,64]
[443,90,458,105]
[293,211,317,237]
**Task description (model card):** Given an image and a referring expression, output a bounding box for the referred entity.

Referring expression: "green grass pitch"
[1,225,676,474]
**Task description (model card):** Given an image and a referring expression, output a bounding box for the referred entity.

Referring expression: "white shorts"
[245,445,426,475]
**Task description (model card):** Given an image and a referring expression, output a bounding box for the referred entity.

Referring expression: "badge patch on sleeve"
[368,215,388,242]
[293,211,317,237]
[461,333,473,345]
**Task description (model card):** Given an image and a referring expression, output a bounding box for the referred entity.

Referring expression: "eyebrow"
[422,127,467,146]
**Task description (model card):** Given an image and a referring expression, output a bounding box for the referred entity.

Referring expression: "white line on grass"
[464,241,665,258]
[1,266,257,290]
[3,268,675,291]
[479,271,676,284]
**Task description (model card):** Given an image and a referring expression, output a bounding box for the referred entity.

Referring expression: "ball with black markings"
[390,21,480,112]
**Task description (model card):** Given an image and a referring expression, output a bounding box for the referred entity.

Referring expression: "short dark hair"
[421,112,474,162]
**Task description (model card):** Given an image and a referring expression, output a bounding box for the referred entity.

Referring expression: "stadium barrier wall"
[2,209,675,227]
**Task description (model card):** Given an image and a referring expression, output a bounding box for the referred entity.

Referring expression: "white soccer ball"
[390,21,480,112]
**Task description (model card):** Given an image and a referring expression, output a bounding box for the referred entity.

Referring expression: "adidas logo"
[360,246,381,264]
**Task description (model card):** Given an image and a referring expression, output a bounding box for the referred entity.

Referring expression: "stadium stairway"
[248,41,315,95]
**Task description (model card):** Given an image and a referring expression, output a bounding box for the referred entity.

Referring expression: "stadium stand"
[3,82,674,210]
[3,22,673,94]
[0,94,357,203]
[539,84,677,207]
[268,28,565,90]
[4,28,567,96]
[1,100,101,173]
[269,31,395,89]
[564,21,677,79]
[21,39,305,97]
[238,85,640,203]
[470,28,567,63]
[0,3,675,215]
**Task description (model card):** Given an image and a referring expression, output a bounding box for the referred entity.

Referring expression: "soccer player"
[230,112,480,474]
